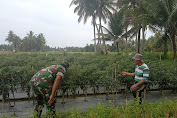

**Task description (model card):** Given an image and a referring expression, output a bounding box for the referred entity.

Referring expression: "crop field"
[0,52,177,117]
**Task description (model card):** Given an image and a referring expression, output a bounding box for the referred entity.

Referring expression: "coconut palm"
[5,31,15,45]
[116,0,141,53]
[117,0,155,53]
[70,0,116,54]
[36,33,46,51]
[25,31,36,51]
[143,0,177,61]
[95,0,116,53]
[13,36,21,52]
[70,0,98,53]
[100,9,124,54]
[5,31,21,52]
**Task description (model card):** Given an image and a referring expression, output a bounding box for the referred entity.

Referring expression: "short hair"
[60,61,69,69]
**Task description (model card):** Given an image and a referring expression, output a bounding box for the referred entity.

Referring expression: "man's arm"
[130,79,145,90]
[135,79,145,86]
[48,75,62,104]
[121,72,135,77]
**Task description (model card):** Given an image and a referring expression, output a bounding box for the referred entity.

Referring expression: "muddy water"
[1,90,177,117]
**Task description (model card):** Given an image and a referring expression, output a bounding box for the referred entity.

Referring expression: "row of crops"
[0,52,177,101]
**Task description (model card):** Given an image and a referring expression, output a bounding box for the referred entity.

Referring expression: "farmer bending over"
[121,54,149,104]
[30,62,69,117]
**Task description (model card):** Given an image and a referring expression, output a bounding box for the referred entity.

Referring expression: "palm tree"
[100,9,124,54]
[36,33,46,51]
[70,0,98,53]
[5,30,21,52]
[95,0,116,53]
[116,0,140,53]
[143,0,177,61]
[70,0,116,54]
[5,30,15,45]
[117,0,154,53]
[21,37,30,51]
[25,31,36,51]
[13,36,21,52]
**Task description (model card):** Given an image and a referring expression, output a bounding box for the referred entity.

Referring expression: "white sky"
[0,0,153,48]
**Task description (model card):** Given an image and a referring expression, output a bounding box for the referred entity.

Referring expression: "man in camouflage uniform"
[30,62,69,117]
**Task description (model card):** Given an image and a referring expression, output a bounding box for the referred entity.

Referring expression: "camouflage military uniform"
[30,65,66,117]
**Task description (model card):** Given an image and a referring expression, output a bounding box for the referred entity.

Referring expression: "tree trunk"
[136,33,138,53]
[96,17,102,53]
[171,31,176,62]
[95,23,99,53]
[163,33,168,58]
[116,42,119,54]
[103,40,108,55]
[137,26,141,53]
[141,23,145,53]
[94,25,97,53]
[100,18,106,54]
[93,20,97,53]
[101,25,107,55]
[125,26,128,51]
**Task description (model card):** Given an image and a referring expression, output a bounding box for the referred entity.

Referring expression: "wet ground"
[1,90,177,118]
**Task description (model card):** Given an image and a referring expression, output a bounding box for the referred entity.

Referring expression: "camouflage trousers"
[30,80,56,117]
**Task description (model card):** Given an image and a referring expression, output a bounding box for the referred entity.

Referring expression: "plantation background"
[1,51,177,101]
[1,52,177,117]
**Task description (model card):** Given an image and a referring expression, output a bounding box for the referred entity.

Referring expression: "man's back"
[30,65,66,88]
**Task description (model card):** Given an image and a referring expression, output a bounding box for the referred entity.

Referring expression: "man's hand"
[48,95,55,104]
[48,75,61,105]
[121,72,127,76]
[131,80,145,91]
[130,84,137,91]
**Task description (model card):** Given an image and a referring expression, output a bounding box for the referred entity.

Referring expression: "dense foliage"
[0,52,177,101]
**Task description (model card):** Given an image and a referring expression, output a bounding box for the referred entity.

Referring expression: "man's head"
[60,61,69,70]
[133,54,143,65]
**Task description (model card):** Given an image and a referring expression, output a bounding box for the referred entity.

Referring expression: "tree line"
[2,31,174,53]
[5,30,46,52]
[1,30,136,52]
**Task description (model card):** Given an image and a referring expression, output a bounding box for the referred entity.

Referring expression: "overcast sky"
[0,0,153,48]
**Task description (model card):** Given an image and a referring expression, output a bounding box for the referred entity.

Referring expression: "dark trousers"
[131,83,145,104]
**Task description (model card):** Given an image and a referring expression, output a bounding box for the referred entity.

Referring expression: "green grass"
[2,100,177,118]
[51,100,177,118]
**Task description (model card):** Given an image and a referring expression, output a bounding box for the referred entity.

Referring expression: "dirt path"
[0,90,177,117]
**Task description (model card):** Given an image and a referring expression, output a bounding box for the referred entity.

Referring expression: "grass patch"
[15,100,177,118]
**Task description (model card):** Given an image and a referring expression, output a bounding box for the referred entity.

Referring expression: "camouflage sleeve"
[56,68,65,79]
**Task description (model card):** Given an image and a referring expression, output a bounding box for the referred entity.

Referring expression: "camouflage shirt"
[30,65,66,89]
